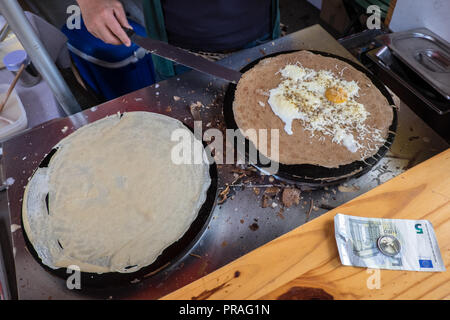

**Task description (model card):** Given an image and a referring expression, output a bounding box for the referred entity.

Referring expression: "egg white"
[267,64,373,153]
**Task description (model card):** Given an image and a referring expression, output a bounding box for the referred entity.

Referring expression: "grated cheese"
[268,64,384,154]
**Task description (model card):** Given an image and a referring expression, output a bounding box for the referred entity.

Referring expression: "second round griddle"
[22,113,218,288]
[223,50,398,186]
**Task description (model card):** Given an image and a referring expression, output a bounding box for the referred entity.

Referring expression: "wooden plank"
[384,0,397,27]
[162,149,450,300]
[320,0,352,34]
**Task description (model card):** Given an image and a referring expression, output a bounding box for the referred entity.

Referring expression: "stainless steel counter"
[0,25,448,300]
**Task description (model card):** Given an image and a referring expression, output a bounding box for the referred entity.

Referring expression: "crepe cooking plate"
[223,50,398,186]
[21,113,218,288]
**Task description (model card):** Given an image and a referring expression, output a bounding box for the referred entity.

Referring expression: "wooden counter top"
[162,149,450,300]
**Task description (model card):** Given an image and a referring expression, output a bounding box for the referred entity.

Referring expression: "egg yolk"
[325,87,348,104]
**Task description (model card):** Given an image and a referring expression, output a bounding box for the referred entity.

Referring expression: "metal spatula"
[124,28,242,84]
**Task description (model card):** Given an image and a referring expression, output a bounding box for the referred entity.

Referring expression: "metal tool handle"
[124,27,136,40]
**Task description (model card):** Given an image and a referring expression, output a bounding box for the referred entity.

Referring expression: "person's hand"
[76,0,132,46]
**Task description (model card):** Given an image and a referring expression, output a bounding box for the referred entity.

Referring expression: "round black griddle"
[223,50,398,187]
[22,118,218,288]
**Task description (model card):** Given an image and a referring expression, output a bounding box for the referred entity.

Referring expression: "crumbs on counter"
[10,224,21,233]
[249,223,259,231]
[337,184,360,193]
[281,188,301,208]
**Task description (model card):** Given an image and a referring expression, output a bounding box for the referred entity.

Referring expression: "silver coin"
[377,235,401,257]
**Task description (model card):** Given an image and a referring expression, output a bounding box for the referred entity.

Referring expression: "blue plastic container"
[62,18,155,101]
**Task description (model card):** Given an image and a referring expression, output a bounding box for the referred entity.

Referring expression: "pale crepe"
[23,112,211,274]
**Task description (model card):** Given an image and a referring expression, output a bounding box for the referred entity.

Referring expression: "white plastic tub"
[0,83,28,141]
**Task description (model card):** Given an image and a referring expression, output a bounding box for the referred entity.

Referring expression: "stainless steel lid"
[377,28,450,100]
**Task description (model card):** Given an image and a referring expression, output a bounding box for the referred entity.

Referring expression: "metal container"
[377,28,450,100]
[366,45,450,141]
